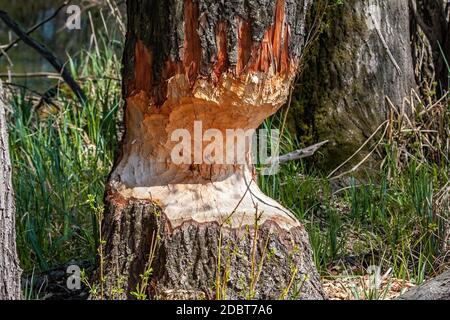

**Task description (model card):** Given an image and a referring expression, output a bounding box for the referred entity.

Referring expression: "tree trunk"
[0,83,21,300]
[97,0,325,300]
[411,0,450,91]
[291,0,416,171]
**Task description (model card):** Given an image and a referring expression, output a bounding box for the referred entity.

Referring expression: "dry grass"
[323,276,415,300]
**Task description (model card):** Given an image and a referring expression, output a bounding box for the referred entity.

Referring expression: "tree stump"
[97,0,325,300]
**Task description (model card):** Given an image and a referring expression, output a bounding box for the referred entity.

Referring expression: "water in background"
[0,0,124,92]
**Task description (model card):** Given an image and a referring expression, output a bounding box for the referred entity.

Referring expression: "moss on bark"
[290,0,416,172]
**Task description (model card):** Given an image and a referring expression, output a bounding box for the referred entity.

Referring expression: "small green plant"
[130,231,159,300]
[88,194,106,299]
[80,268,98,298]
[22,268,44,300]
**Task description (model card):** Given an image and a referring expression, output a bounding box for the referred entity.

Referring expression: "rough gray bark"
[0,84,21,300]
[398,270,450,300]
[292,0,416,171]
[101,197,324,300]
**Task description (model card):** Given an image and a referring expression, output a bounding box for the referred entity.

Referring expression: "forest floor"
[27,262,416,300]
[322,277,415,300]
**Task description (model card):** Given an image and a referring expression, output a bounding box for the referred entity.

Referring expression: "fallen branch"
[0,72,64,79]
[276,140,329,164]
[0,10,87,105]
[0,72,120,82]
[0,2,69,58]
[398,270,450,300]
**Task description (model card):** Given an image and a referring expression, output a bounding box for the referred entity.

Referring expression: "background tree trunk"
[0,83,21,300]
[97,0,325,300]
[291,0,416,172]
[410,0,450,91]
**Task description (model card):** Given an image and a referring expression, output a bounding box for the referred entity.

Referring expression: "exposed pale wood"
[112,0,310,231]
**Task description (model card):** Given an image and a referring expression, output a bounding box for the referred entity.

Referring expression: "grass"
[259,96,449,288]
[7,29,122,272]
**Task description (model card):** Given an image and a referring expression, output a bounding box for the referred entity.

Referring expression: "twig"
[0,72,120,82]
[275,140,329,164]
[0,10,87,105]
[88,11,100,57]
[106,0,126,36]
[0,2,69,58]
[0,46,13,67]
[0,72,64,79]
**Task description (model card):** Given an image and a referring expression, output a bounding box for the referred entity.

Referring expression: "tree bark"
[0,83,21,300]
[291,0,416,171]
[410,0,450,91]
[97,0,325,300]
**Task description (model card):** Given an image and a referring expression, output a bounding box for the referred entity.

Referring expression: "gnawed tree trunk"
[398,270,450,300]
[291,0,416,171]
[98,0,324,300]
[0,84,21,300]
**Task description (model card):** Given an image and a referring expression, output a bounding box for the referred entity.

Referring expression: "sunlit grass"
[259,106,449,285]
[8,31,122,271]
